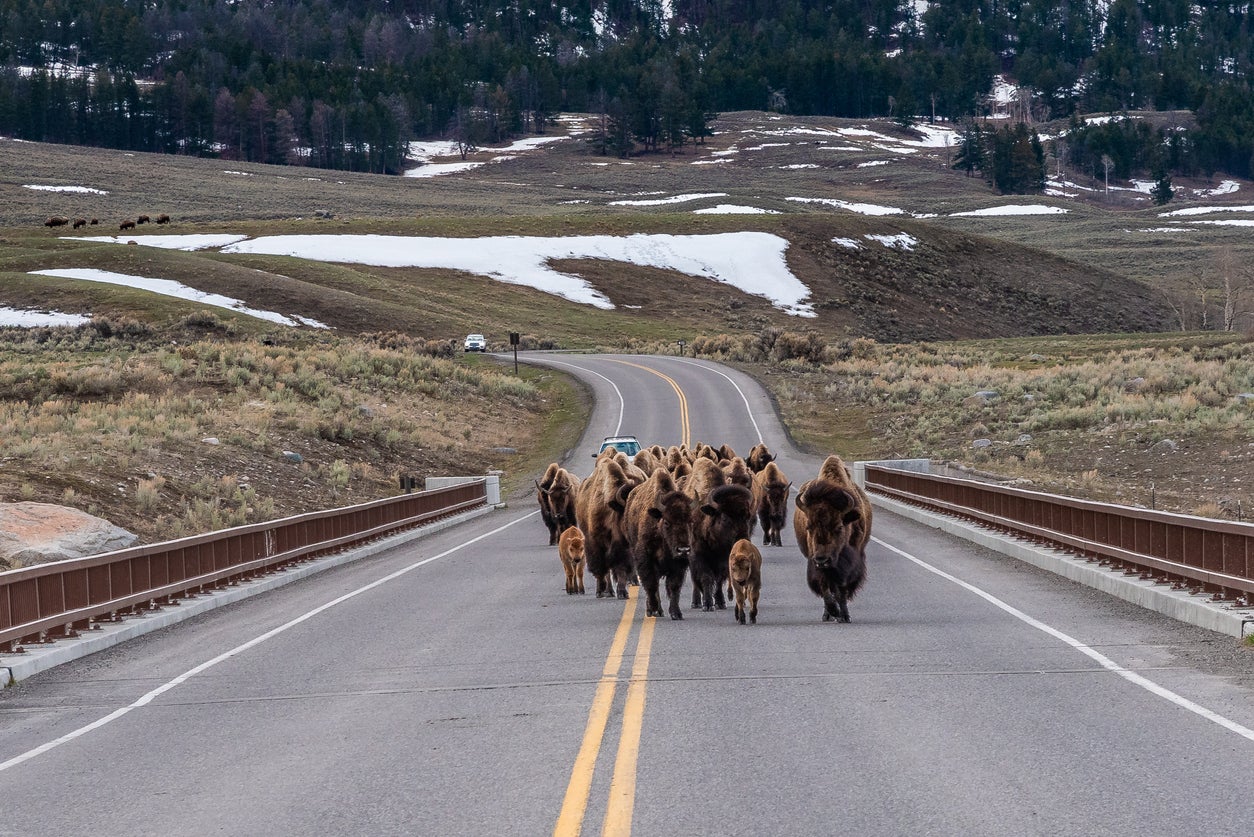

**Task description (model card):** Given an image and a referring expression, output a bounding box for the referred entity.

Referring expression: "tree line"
[2,0,1254,178]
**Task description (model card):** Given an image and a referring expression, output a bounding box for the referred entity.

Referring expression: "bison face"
[796,484,861,567]
[648,492,696,558]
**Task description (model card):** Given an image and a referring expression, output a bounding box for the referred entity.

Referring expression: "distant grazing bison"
[557,526,587,595]
[793,454,873,623]
[44,216,69,228]
[89,218,98,225]
[136,214,150,224]
[728,539,762,625]
[119,220,136,231]
[155,214,170,224]
[71,218,87,229]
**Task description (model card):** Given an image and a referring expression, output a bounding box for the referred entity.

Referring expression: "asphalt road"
[2,354,1252,836]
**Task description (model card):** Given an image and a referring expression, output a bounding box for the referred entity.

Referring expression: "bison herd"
[45,214,171,231]
[535,442,873,625]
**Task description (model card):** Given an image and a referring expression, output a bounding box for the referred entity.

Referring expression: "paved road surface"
[1,354,1252,836]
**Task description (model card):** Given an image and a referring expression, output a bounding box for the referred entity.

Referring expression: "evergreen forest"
[3,0,1254,184]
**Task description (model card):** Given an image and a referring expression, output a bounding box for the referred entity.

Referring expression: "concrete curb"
[870,491,1254,639]
[1,505,495,687]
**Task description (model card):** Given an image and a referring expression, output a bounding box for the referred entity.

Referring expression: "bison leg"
[731,583,746,624]
[637,563,663,617]
[748,586,759,624]
[664,572,685,620]
[613,566,631,599]
[835,588,851,623]
[772,529,782,547]
[713,578,727,610]
[595,572,611,598]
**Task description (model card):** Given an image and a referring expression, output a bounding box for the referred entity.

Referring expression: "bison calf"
[558,526,587,595]
[728,539,762,625]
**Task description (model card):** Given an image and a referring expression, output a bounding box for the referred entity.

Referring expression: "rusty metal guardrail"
[1,480,487,654]
[865,464,1254,607]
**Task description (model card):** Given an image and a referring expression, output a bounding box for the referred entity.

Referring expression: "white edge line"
[515,356,626,436]
[873,536,1254,743]
[665,357,764,443]
[0,510,539,773]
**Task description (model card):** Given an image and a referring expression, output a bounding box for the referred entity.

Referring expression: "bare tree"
[1216,246,1253,331]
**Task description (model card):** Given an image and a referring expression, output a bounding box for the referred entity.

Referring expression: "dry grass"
[0,326,586,544]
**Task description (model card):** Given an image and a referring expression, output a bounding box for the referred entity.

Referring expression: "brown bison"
[71,218,87,229]
[536,463,580,546]
[136,214,150,224]
[752,461,791,547]
[119,220,136,231]
[155,214,171,224]
[558,526,587,595]
[89,218,99,225]
[575,452,644,598]
[728,539,762,625]
[686,458,752,611]
[44,216,69,227]
[793,454,872,622]
[746,442,776,473]
[625,468,696,620]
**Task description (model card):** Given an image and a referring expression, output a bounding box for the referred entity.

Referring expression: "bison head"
[795,483,861,568]
[698,484,753,544]
[648,489,697,558]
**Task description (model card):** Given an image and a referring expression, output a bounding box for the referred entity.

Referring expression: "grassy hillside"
[0,111,1250,549]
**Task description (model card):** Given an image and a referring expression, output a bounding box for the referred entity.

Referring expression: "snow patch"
[221,233,816,317]
[0,306,92,328]
[787,196,904,216]
[949,205,1069,216]
[23,184,108,195]
[608,192,727,207]
[865,233,918,250]
[29,269,330,328]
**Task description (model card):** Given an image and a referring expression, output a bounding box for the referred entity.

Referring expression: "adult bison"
[625,468,696,620]
[746,442,776,473]
[536,463,580,546]
[752,461,791,547]
[685,458,753,611]
[575,452,643,598]
[793,454,872,623]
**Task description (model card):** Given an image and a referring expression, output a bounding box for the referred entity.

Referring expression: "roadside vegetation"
[716,330,1254,520]
[0,319,586,547]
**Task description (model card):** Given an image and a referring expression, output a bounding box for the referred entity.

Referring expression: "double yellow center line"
[552,359,689,837]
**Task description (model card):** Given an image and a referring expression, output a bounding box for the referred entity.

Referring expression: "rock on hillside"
[0,503,137,570]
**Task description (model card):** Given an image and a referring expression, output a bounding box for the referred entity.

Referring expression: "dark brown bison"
[136,214,150,224]
[536,463,580,546]
[44,216,69,227]
[793,454,872,622]
[575,452,644,598]
[752,460,791,547]
[746,442,776,473]
[685,458,752,611]
[71,218,87,229]
[89,218,99,225]
[625,468,696,620]
[119,220,136,231]
[558,526,586,595]
[728,539,762,625]
[155,214,171,224]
